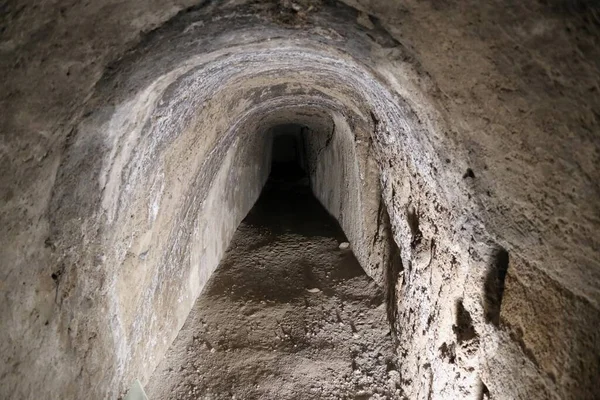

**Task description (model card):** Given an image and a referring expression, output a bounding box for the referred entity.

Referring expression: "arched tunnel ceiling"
[0,0,599,399]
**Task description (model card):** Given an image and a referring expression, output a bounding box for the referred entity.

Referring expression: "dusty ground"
[146,180,400,400]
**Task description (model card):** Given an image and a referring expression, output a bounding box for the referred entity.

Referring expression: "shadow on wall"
[381,201,404,339]
[484,247,509,327]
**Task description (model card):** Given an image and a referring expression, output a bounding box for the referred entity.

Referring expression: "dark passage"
[146,171,400,399]
[269,124,308,184]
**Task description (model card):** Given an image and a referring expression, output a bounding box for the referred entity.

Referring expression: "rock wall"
[0,0,598,399]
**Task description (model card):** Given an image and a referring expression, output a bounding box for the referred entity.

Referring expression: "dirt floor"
[146,180,401,399]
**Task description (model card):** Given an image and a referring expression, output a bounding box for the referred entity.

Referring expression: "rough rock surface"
[0,1,599,399]
[146,182,400,400]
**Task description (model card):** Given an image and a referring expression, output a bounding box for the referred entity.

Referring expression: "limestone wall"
[0,1,598,399]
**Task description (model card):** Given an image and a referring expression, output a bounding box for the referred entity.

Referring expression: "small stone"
[307,287,321,293]
[339,242,350,250]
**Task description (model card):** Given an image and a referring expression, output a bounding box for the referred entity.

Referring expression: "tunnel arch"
[44,3,474,399]
[51,55,422,400]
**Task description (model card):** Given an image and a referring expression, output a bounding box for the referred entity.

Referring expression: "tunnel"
[1,0,599,399]
[142,119,395,398]
[269,124,308,183]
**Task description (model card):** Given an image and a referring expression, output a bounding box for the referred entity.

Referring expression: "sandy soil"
[146,181,401,400]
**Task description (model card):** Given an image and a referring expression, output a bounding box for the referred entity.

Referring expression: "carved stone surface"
[0,1,598,399]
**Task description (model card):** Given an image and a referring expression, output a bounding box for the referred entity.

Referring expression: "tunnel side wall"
[306,113,389,284]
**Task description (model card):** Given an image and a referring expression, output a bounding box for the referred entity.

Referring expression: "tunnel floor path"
[146,181,400,400]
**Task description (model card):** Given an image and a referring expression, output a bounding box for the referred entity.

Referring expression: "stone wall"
[0,0,598,399]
